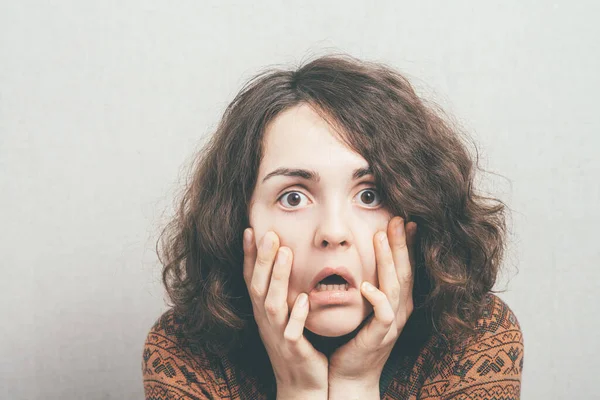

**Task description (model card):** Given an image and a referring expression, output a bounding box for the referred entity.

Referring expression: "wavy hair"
[156,53,509,360]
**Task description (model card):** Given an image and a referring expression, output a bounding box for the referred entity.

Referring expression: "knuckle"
[389,286,401,300]
[383,315,395,326]
[264,301,280,316]
[397,272,412,284]
[249,284,263,299]
[256,251,273,267]
[270,270,288,283]
[376,310,394,327]
[393,241,407,251]
[270,273,289,286]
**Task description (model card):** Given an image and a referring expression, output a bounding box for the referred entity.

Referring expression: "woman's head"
[158,53,507,355]
[249,103,393,337]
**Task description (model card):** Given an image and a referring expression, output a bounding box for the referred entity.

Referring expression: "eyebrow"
[261,166,373,184]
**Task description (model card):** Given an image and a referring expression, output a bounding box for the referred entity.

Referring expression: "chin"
[304,307,369,337]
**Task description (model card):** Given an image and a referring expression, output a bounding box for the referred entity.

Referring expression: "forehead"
[260,104,367,173]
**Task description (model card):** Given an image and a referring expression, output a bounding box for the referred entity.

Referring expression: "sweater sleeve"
[141,310,232,400]
[443,294,525,400]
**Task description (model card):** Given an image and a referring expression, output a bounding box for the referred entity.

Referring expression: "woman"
[142,54,524,399]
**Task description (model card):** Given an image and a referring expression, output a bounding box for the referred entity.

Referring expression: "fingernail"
[243,229,252,247]
[378,232,386,243]
[298,293,308,306]
[362,282,376,292]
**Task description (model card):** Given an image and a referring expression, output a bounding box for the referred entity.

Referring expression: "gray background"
[1,1,598,399]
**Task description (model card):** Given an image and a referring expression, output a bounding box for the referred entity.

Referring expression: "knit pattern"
[142,293,523,399]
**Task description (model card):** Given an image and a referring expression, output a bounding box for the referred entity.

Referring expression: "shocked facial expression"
[248,103,393,337]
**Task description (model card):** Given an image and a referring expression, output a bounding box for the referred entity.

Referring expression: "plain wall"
[1,1,598,398]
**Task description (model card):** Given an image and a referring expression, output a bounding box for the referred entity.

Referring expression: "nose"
[314,205,352,249]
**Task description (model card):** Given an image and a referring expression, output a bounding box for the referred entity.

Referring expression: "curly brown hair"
[156,53,509,361]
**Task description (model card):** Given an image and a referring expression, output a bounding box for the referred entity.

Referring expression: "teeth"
[315,283,349,292]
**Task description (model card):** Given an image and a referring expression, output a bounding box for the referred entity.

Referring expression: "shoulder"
[462,293,524,374]
[471,293,523,341]
[142,309,232,399]
[444,293,524,398]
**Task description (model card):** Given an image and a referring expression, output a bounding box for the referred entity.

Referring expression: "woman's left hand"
[328,216,418,387]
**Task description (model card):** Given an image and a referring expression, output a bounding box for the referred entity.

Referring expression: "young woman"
[142,54,524,399]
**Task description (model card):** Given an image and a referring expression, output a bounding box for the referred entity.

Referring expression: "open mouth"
[313,274,350,292]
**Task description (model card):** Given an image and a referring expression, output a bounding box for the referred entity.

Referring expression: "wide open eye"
[356,188,383,207]
[278,191,309,209]
[278,188,383,210]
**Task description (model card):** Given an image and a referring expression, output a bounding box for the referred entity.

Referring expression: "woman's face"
[248,103,393,337]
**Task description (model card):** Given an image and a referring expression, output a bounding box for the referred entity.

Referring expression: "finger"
[249,231,280,302]
[405,222,417,273]
[283,293,309,343]
[283,293,318,357]
[242,228,256,288]
[264,247,293,326]
[359,282,396,345]
[388,218,413,291]
[374,230,400,306]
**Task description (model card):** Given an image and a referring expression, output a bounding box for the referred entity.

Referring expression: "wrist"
[276,388,327,400]
[328,378,379,400]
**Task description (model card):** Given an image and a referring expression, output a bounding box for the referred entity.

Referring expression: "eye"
[278,191,310,209]
[277,187,383,210]
[356,188,383,207]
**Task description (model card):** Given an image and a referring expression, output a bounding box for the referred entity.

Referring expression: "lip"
[308,287,356,306]
[309,266,357,291]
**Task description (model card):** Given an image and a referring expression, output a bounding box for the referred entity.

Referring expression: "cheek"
[286,253,304,291]
[248,205,278,247]
[357,237,380,284]
[286,271,302,311]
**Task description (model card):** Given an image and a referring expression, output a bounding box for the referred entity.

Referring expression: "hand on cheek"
[328,216,418,385]
[242,229,330,394]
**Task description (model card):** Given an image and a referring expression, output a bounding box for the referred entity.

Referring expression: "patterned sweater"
[142,293,524,399]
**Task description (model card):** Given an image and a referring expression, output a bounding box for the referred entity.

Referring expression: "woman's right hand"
[243,228,328,399]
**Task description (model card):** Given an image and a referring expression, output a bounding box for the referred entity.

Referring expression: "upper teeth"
[315,283,349,291]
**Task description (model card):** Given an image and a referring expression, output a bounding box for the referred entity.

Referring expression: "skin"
[248,103,392,337]
[242,216,416,398]
[327,216,416,395]
[245,103,418,395]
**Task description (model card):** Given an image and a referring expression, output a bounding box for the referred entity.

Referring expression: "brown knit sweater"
[142,293,523,399]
